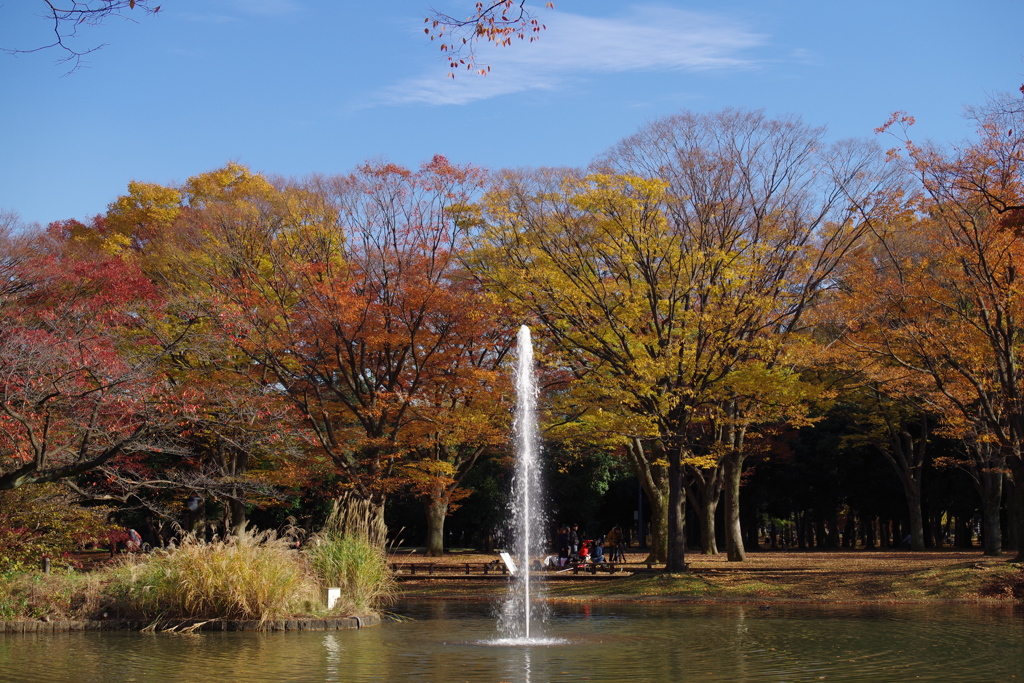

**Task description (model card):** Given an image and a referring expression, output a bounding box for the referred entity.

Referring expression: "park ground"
[391,549,1024,604]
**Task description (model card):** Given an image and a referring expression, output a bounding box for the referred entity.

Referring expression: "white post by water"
[514,325,539,640]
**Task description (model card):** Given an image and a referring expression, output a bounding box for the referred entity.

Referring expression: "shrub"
[0,571,107,621]
[306,534,395,614]
[0,484,118,572]
[109,528,318,624]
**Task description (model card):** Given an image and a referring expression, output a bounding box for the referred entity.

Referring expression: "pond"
[2,601,1022,682]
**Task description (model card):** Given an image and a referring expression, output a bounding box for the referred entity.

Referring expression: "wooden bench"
[462,561,509,575]
[390,562,439,575]
[389,561,511,576]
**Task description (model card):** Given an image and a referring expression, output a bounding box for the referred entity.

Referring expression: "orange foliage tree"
[149,158,512,549]
[839,90,1024,557]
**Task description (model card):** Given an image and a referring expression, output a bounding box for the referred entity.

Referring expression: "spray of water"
[495,325,545,642]
[485,326,569,648]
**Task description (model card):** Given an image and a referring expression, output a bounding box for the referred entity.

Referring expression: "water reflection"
[0,602,1021,682]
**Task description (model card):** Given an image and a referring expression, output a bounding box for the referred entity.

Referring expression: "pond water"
[2,601,1021,682]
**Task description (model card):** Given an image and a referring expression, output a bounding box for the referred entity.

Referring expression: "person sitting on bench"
[590,538,606,563]
[577,540,591,563]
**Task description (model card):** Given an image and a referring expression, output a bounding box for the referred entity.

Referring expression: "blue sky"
[2,0,1023,228]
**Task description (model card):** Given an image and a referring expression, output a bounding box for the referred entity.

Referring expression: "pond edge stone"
[0,614,379,634]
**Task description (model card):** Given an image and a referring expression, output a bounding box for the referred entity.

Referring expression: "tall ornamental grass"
[307,534,395,614]
[112,529,318,624]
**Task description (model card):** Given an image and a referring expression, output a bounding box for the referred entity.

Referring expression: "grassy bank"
[4,549,1020,624]
[0,531,394,625]
[394,550,1024,604]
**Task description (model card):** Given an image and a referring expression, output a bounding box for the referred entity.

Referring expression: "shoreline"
[396,587,1024,607]
[0,613,381,634]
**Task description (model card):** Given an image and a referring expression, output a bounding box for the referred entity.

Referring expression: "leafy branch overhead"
[426,1,554,76]
[2,1,162,72]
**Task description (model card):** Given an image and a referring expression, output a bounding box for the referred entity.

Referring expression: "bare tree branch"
[2,1,162,73]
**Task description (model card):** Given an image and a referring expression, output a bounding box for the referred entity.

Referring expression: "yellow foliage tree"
[473,110,891,568]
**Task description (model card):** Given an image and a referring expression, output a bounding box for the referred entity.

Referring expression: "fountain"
[491,325,559,646]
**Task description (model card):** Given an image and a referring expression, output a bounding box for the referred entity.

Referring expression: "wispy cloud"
[374,4,769,106]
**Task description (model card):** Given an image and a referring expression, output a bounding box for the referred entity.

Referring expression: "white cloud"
[373,4,769,107]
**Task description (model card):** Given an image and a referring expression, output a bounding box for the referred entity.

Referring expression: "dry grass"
[109,529,321,624]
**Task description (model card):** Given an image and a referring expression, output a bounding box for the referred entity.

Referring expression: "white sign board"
[498,551,518,576]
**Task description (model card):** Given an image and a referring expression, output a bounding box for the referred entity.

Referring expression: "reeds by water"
[307,534,396,614]
[110,528,319,624]
[1,513,397,624]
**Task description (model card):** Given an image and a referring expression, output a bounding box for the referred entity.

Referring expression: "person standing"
[606,525,625,563]
[568,524,580,558]
[556,526,570,566]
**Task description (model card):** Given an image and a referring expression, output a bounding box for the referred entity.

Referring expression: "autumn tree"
[0,233,172,491]
[397,318,514,556]
[474,110,889,569]
[597,110,895,563]
[840,91,1024,557]
[76,165,314,536]
[144,159,510,548]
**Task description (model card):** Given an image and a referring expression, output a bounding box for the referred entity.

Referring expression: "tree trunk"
[697,495,719,554]
[864,514,876,549]
[873,406,928,551]
[1007,458,1024,561]
[665,445,687,573]
[904,480,926,551]
[1006,461,1023,559]
[229,486,247,537]
[644,490,667,562]
[686,468,721,555]
[646,492,668,563]
[826,508,841,549]
[843,511,857,548]
[954,515,972,548]
[743,503,761,551]
[978,467,1004,556]
[423,497,449,557]
[626,437,668,563]
[723,452,745,561]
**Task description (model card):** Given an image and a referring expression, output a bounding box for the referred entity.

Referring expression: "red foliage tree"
[0,240,170,490]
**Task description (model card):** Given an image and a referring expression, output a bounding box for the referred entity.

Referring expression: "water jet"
[492,325,558,646]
